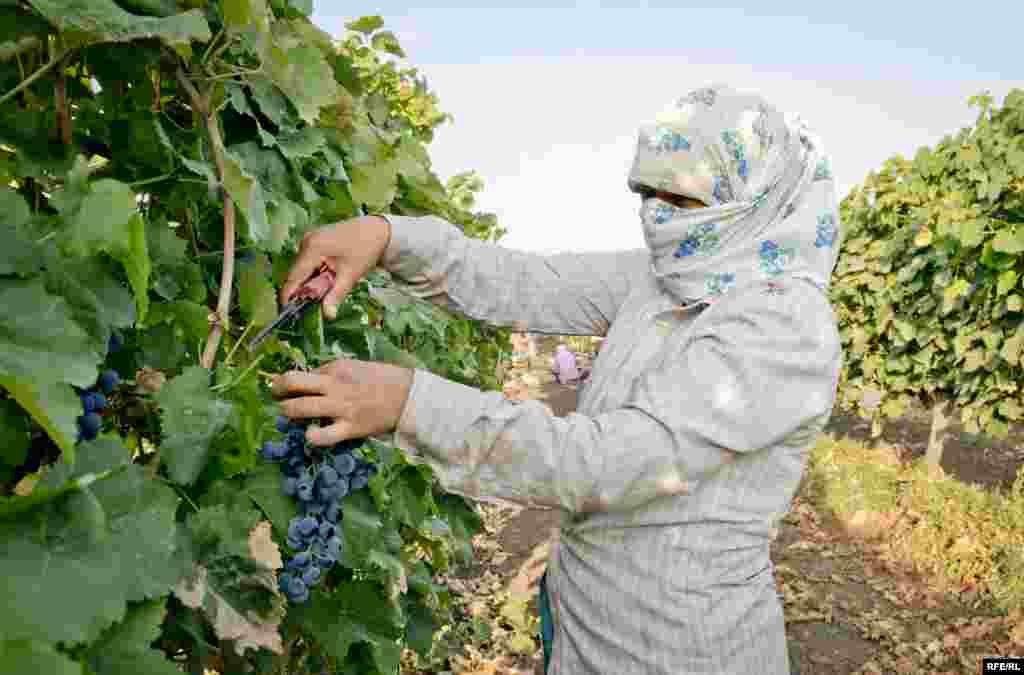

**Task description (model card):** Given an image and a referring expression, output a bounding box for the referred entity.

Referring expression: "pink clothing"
[553,346,579,384]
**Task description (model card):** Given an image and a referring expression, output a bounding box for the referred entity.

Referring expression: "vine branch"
[176,65,236,370]
[0,45,67,107]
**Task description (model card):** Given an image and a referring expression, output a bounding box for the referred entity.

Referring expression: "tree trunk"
[925,394,953,470]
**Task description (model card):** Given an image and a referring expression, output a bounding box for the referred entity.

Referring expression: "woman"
[272,84,843,674]
[551,344,580,384]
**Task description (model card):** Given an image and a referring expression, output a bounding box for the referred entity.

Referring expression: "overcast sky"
[312,3,1023,254]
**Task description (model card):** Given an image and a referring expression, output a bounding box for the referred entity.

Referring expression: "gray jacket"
[381,214,842,675]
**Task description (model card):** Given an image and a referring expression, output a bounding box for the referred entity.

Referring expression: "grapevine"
[0,3,500,673]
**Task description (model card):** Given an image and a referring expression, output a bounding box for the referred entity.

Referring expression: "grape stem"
[175,63,236,371]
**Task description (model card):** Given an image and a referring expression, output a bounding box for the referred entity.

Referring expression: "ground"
[405,343,1022,675]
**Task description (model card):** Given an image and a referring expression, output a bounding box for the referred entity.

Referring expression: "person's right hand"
[280,215,392,320]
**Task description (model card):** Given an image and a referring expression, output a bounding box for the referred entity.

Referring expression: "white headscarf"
[628,84,842,305]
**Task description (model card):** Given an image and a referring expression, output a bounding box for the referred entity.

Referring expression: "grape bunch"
[77,333,125,442]
[260,415,379,604]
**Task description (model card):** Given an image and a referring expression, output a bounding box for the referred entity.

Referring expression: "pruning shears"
[247,264,337,352]
[247,205,369,352]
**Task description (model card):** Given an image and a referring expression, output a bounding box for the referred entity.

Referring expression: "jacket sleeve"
[377,214,651,336]
[389,279,842,513]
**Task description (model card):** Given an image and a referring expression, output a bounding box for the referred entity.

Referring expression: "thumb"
[321,269,358,320]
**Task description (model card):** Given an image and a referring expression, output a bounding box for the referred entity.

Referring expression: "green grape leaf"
[0,278,101,388]
[404,601,436,658]
[992,227,1024,254]
[238,259,278,327]
[147,300,209,349]
[247,79,291,129]
[345,15,384,34]
[154,367,233,485]
[267,197,309,252]
[221,150,270,245]
[240,461,299,537]
[56,176,137,259]
[295,580,403,674]
[44,256,136,354]
[0,376,80,461]
[997,270,1020,296]
[370,30,405,57]
[112,214,152,323]
[266,21,341,125]
[339,490,383,568]
[85,599,181,675]
[365,329,425,370]
[223,0,270,34]
[276,127,326,160]
[348,160,398,210]
[0,444,180,644]
[26,0,211,56]
[0,187,41,277]
[382,466,431,530]
[0,640,82,675]
[174,513,286,656]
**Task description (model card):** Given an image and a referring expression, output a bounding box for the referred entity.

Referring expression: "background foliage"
[0,1,510,673]
[829,89,1024,463]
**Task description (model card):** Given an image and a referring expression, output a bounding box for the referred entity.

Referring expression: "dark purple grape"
[297,516,318,536]
[286,576,309,603]
[332,453,356,475]
[275,415,290,433]
[98,369,120,395]
[325,502,342,523]
[287,428,306,449]
[296,480,315,502]
[318,521,336,539]
[107,333,123,355]
[77,413,102,441]
[301,565,322,586]
[286,535,304,550]
[303,501,325,517]
[325,535,342,558]
[318,465,339,488]
[329,479,350,501]
[350,473,369,491]
[282,476,298,497]
[290,550,312,569]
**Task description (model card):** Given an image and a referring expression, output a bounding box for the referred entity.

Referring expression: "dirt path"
[408,348,1019,675]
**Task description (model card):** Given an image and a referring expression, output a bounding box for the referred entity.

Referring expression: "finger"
[321,268,360,320]
[281,246,325,304]
[313,360,351,380]
[305,421,355,447]
[279,395,343,420]
[270,371,333,399]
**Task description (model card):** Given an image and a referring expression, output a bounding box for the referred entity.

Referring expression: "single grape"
[275,415,290,433]
[350,473,369,491]
[290,550,312,569]
[301,565,322,586]
[98,369,120,395]
[332,453,356,475]
[303,501,326,517]
[325,535,342,558]
[296,480,315,502]
[282,476,298,497]
[108,333,123,355]
[77,412,102,441]
[329,479,350,501]
[325,501,342,523]
[286,575,309,603]
[318,465,339,488]
[318,521,336,539]
[297,516,318,537]
[91,392,108,411]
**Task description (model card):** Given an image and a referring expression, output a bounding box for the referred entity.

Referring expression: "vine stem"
[0,45,68,106]
[176,65,236,371]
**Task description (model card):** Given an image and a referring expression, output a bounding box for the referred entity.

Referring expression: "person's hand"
[281,215,392,320]
[271,359,414,446]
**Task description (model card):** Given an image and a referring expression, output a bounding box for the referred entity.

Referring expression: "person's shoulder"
[696,277,839,346]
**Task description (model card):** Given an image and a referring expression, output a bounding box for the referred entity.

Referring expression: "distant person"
[551,344,580,384]
[272,84,843,675]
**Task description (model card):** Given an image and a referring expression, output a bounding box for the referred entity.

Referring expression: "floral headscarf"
[629,84,841,305]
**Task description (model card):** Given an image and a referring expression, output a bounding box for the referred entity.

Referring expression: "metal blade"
[247,298,310,352]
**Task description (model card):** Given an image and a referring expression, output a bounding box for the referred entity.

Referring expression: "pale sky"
[312,3,1023,254]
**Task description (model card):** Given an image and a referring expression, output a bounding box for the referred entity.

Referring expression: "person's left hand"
[271,359,414,446]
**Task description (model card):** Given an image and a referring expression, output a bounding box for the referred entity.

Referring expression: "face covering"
[628,84,842,305]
